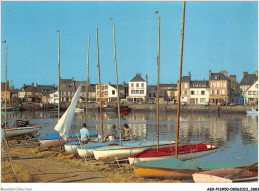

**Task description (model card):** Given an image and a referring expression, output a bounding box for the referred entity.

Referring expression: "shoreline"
[8,103,258,114]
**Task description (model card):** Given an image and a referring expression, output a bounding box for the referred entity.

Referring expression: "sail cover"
[54,83,82,140]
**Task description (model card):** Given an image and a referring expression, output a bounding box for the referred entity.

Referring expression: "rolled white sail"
[54,83,82,141]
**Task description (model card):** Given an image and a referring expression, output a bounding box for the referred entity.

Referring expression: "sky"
[1,1,258,89]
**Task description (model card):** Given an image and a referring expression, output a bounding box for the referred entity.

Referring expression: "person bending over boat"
[80,123,96,144]
[105,124,117,142]
[123,123,131,140]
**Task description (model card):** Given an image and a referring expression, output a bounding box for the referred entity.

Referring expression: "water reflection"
[2,110,258,162]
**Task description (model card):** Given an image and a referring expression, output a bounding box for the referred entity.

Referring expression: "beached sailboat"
[132,158,252,180]
[129,2,218,166]
[91,22,175,161]
[192,162,258,183]
[39,84,83,148]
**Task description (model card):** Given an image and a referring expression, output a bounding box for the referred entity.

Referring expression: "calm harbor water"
[2,110,258,164]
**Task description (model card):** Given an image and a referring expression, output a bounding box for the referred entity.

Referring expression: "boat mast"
[2,41,19,182]
[112,23,122,145]
[96,28,104,143]
[57,32,64,153]
[175,1,186,158]
[4,46,8,136]
[156,14,160,152]
[86,36,90,115]
[58,32,61,120]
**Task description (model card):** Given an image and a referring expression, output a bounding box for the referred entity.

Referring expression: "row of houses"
[1,70,258,106]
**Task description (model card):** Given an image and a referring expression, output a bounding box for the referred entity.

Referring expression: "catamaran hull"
[3,126,41,138]
[93,146,151,161]
[133,167,196,180]
[39,137,78,148]
[64,142,80,154]
[129,148,218,165]
[77,148,95,158]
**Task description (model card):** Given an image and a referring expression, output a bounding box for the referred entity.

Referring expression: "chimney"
[209,70,212,78]
[34,83,37,87]
[146,74,148,85]
[136,73,141,77]
[52,84,55,87]
[72,77,74,82]
[188,72,191,77]
[254,70,258,77]
[219,70,228,77]
[243,71,248,78]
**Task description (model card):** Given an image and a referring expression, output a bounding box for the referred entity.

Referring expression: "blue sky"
[1,1,258,89]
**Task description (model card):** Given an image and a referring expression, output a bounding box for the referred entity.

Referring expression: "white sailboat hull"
[77,147,95,158]
[64,142,80,154]
[128,148,218,165]
[93,146,150,161]
[39,137,78,148]
[3,126,41,138]
[93,141,173,161]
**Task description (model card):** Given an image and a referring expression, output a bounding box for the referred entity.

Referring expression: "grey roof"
[36,85,56,91]
[240,74,257,85]
[190,81,209,88]
[130,74,145,82]
[159,84,177,87]
[110,84,124,90]
[181,76,191,82]
[209,73,228,80]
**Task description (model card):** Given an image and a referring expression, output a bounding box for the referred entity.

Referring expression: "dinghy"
[192,162,258,183]
[39,132,98,148]
[93,140,174,161]
[132,158,250,180]
[128,142,218,165]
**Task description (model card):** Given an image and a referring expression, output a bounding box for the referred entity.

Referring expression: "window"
[201,91,205,95]
[141,83,144,88]
[211,90,214,94]
[131,90,135,94]
[200,98,206,103]
[256,84,258,88]
[212,82,216,87]
[105,86,108,89]
[136,90,140,94]
[184,84,188,88]
[217,90,220,94]
[223,83,226,87]
[112,90,115,95]
[136,83,139,88]
[131,83,134,87]
[184,90,187,95]
[105,91,108,95]
[217,82,219,87]
[222,90,225,94]
[248,91,252,95]
[140,90,144,94]
[191,91,194,95]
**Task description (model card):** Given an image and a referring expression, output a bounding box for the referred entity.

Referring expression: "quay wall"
[16,103,257,114]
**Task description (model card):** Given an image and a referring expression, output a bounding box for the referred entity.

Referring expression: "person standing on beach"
[80,123,95,145]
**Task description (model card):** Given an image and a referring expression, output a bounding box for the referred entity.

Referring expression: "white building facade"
[189,81,210,104]
[127,73,147,103]
[49,91,59,104]
[245,81,258,105]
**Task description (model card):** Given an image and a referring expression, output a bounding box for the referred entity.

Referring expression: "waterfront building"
[35,84,56,104]
[96,84,109,103]
[147,85,156,103]
[1,82,11,103]
[49,91,59,104]
[239,71,258,104]
[126,73,147,103]
[18,84,42,103]
[245,80,258,105]
[159,84,177,103]
[208,70,231,105]
[177,72,191,104]
[107,84,125,102]
[189,81,210,105]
